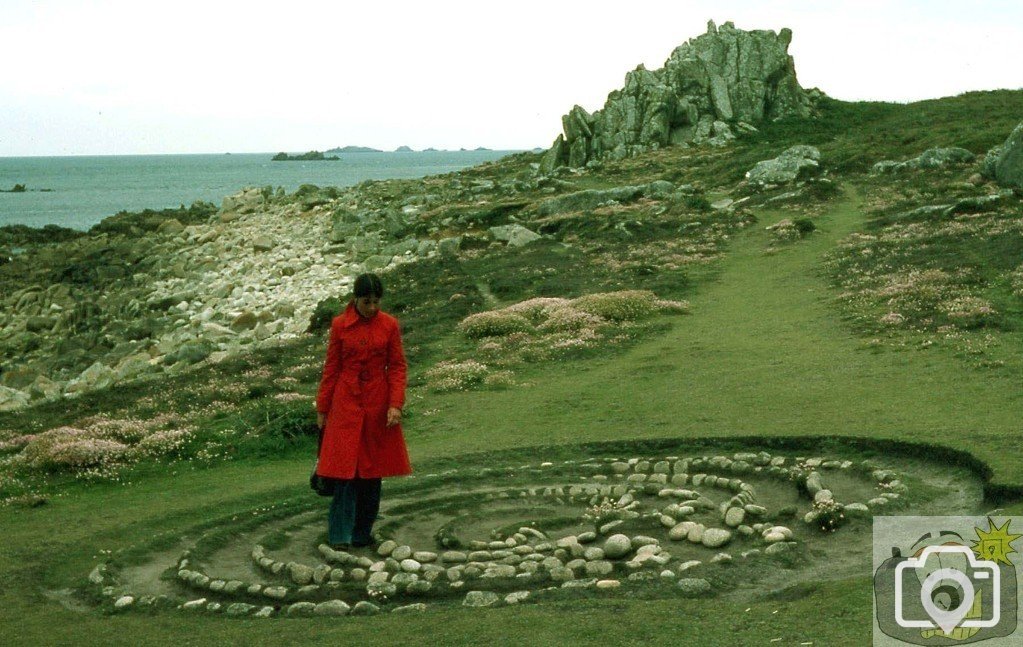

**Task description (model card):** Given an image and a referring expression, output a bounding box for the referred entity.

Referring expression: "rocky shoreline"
[0,183,405,410]
[0,155,567,411]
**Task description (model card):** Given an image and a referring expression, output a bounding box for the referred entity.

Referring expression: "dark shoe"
[351,537,377,549]
[330,542,350,551]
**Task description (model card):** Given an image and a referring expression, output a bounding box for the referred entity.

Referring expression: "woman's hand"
[316,412,326,430]
[387,407,402,427]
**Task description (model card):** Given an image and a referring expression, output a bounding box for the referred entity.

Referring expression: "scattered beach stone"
[377,540,398,557]
[596,579,621,590]
[724,507,745,527]
[805,472,824,495]
[603,534,632,559]
[702,528,732,548]
[286,602,316,617]
[114,596,134,609]
[392,603,427,614]
[599,520,625,535]
[463,590,501,607]
[669,521,697,540]
[505,590,531,605]
[765,541,797,556]
[561,578,597,589]
[288,563,314,585]
[262,586,287,600]
[631,535,659,548]
[549,567,574,582]
[844,502,870,517]
[676,578,713,597]
[391,545,412,561]
[687,524,706,544]
[407,580,433,595]
[585,560,614,576]
[351,601,380,616]
[583,547,605,561]
[226,603,255,617]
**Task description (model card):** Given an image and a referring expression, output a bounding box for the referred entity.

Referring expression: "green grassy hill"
[2,90,1022,644]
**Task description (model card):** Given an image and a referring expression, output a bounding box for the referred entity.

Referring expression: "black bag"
[310,471,335,496]
[310,425,335,497]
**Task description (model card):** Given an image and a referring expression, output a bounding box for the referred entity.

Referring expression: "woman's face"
[355,295,381,319]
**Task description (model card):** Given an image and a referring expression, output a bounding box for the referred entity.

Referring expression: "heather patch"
[422,360,490,392]
[824,184,1023,366]
[0,414,198,498]
[457,311,534,339]
[426,291,688,392]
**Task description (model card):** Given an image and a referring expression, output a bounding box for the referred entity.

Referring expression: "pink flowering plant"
[823,176,1022,366]
[426,291,688,392]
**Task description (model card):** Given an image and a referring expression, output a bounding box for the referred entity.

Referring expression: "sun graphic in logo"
[971,518,1022,566]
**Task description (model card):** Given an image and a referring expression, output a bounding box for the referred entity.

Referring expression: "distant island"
[1,184,53,193]
[325,145,384,154]
[293,145,506,156]
[271,151,339,162]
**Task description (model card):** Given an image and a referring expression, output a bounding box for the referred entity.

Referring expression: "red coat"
[315,301,412,479]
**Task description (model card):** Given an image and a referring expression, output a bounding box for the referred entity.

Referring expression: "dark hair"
[353,273,384,299]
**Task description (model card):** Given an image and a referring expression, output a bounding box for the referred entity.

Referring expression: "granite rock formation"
[982,122,1023,189]
[541,21,813,172]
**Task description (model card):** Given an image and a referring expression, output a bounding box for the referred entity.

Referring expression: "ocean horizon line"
[0,148,536,160]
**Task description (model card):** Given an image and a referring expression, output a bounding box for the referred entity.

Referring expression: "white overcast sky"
[2,0,1021,156]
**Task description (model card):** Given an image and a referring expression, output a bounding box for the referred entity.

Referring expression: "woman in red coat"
[315,273,412,549]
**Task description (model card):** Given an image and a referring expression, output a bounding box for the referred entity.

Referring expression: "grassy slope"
[413,188,1023,489]
[5,186,1021,645]
[3,90,1023,644]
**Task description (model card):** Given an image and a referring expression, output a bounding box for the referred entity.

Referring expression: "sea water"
[0,150,520,231]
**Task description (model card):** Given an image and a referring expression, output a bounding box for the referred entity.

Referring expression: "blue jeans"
[328,477,381,545]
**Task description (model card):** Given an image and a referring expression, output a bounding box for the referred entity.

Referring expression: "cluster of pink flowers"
[10,412,197,477]
[423,360,490,392]
[241,366,273,379]
[272,392,307,402]
[457,311,533,338]
[827,211,1013,336]
[432,290,689,392]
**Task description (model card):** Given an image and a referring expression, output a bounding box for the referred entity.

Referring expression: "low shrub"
[307,296,344,333]
[793,218,816,235]
[457,311,533,338]
[571,290,659,321]
[424,360,490,392]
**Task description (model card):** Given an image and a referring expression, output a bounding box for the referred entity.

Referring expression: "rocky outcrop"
[541,21,812,171]
[982,123,1023,189]
[537,181,678,216]
[871,147,976,175]
[745,146,820,186]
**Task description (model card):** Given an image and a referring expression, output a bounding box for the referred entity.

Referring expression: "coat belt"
[342,368,385,382]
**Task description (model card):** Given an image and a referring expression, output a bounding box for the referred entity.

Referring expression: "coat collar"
[340,300,380,328]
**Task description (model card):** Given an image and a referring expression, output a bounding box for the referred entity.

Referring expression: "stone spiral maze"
[87,445,952,619]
